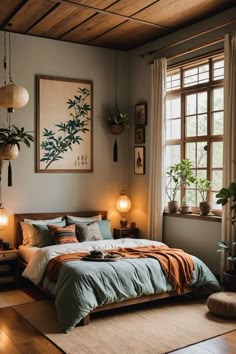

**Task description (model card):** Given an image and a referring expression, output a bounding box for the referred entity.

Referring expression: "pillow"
[67,215,102,223]
[20,220,66,247]
[48,224,78,245]
[33,221,66,247]
[24,217,63,225]
[76,221,103,242]
[98,220,113,240]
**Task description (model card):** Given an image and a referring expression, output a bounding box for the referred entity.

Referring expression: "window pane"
[166,119,181,139]
[196,169,207,179]
[213,60,224,80]
[186,116,196,137]
[212,141,223,168]
[197,142,207,167]
[211,192,221,210]
[212,112,224,135]
[166,97,181,119]
[184,63,209,87]
[185,189,195,206]
[186,143,196,167]
[213,87,224,111]
[198,114,207,136]
[166,72,181,91]
[166,145,180,168]
[211,170,223,191]
[186,94,196,115]
[198,92,207,113]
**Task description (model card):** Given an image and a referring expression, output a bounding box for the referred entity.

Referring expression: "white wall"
[0,33,130,244]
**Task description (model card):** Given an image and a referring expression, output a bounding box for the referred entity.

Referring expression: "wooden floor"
[0,287,235,354]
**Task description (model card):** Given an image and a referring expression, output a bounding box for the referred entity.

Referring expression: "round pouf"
[207,292,236,318]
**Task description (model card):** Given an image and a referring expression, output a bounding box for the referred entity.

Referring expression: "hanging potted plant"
[216,182,236,291]
[0,125,34,160]
[108,105,129,135]
[196,177,211,215]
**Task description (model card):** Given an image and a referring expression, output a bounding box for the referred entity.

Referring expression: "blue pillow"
[33,220,66,247]
[98,220,113,240]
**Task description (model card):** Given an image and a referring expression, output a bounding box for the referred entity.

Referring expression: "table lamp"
[116,188,131,227]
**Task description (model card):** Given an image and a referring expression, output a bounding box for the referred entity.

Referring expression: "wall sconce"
[116,188,131,227]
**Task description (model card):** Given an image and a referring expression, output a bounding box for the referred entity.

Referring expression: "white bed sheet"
[18,245,40,263]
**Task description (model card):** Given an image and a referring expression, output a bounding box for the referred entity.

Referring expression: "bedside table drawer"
[0,251,18,261]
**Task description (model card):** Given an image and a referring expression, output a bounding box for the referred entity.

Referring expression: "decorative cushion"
[24,217,63,225]
[67,215,102,223]
[207,292,236,318]
[20,220,66,247]
[76,221,103,242]
[98,220,113,240]
[48,224,78,245]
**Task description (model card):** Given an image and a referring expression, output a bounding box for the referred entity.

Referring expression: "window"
[165,54,224,210]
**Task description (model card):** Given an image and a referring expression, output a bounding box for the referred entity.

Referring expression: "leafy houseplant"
[108,105,128,135]
[0,125,34,160]
[196,177,211,215]
[216,182,236,290]
[166,159,196,213]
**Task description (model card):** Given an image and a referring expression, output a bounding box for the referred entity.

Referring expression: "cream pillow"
[20,222,40,246]
[67,215,102,223]
[24,217,62,224]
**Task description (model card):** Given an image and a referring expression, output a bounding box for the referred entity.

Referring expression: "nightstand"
[0,249,18,287]
[113,227,139,239]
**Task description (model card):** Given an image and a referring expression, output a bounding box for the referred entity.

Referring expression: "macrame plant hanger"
[111,50,124,162]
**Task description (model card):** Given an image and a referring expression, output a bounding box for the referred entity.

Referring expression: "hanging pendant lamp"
[0,32,29,112]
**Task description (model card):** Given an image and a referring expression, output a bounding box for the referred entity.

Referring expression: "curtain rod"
[140,17,236,58]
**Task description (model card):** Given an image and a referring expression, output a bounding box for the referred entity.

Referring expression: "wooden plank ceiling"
[0,0,235,50]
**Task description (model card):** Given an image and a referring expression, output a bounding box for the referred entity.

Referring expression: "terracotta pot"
[199,201,211,216]
[0,144,19,160]
[168,201,179,213]
[110,124,124,135]
[180,205,191,214]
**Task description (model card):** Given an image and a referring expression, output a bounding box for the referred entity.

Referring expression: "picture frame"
[134,146,145,175]
[135,127,145,144]
[36,75,93,173]
[135,103,147,126]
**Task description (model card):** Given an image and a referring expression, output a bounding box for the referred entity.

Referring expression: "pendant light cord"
[0,160,3,205]
[3,32,7,85]
[115,49,118,108]
[8,32,12,83]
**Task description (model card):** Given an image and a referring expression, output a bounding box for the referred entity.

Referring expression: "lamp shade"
[0,82,29,111]
[116,192,131,213]
[0,204,8,230]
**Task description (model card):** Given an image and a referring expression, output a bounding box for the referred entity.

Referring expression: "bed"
[14,211,221,333]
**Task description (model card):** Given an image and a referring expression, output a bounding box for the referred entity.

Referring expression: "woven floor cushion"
[207,292,236,318]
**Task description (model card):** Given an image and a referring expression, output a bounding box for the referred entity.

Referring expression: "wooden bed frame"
[14,211,197,326]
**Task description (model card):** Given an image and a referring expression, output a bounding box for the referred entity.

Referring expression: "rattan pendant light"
[0,32,29,112]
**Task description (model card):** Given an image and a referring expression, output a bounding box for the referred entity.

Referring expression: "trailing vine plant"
[40,87,91,169]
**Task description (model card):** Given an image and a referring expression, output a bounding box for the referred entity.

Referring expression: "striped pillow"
[48,224,78,245]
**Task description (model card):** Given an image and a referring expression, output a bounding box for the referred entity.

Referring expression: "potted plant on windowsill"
[196,177,211,215]
[166,159,196,213]
[108,105,129,135]
[0,125,34,160]
[216,182,236,291]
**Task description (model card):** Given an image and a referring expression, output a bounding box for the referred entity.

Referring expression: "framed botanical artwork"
[135,103,147,126]
[36,75,93,172]
[135,127,145,144]
[134,146,145,175]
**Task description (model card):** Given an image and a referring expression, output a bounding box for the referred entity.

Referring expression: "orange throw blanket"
[45,245,194,294]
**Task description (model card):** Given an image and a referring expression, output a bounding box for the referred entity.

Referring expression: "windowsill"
[163,211,221,222]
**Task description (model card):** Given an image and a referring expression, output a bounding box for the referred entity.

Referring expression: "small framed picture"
[135,127,145,144]
[135,103,147,126]
[134,146,145,175]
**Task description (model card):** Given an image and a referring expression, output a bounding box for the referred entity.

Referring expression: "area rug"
[13,297,236,354]
[0,288,35,308]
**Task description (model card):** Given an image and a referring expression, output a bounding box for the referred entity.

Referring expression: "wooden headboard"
[14,211,107,248]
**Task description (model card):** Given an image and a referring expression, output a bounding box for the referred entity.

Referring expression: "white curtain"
[148,58,167,241]
[221,32,236,273]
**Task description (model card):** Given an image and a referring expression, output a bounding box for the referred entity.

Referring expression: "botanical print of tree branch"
[40,87,91,169]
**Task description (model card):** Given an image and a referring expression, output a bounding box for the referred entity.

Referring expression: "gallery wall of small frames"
[134,103,147,175]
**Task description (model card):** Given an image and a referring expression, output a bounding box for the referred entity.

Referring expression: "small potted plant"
[166,159,196,213]
[0,125,34,160]
[216,182,236,291]
[196,177,211,215]
[108,105,129,135]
